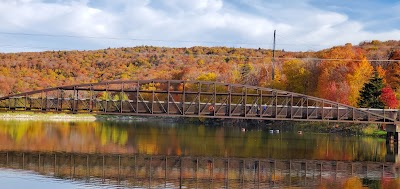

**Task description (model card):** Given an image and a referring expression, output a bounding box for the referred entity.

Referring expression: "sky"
[0,0,399,52]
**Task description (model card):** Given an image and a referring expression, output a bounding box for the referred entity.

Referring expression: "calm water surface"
[0,119,399,188]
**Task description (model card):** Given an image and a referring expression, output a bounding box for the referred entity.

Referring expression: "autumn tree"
[235,63,258,85]
[0,42,400,101]
[269,67,285,90]
[317,44,373,105]
[380,86,398,108]
[281,59,311,94]
[346,58,374,106]
[386,61,400,90]
[357,73,384,108]
[196,72,217,81]
[375,65,386,83]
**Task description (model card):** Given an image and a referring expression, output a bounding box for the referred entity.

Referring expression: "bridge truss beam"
[0,80,398,124]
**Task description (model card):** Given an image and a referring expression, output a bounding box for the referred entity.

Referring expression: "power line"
[0,31,332,49]
[0,31,269,46]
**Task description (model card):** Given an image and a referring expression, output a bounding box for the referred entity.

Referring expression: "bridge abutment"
[386,124,400,143]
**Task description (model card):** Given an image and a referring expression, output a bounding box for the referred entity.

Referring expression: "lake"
[0,119,399,188]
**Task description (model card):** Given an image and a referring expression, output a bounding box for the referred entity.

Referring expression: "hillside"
[0,40,399,107]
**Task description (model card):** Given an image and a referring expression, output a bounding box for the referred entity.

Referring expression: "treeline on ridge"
[0,40,399,108]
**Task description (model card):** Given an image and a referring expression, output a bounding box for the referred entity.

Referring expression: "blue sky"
[0,0,399,52]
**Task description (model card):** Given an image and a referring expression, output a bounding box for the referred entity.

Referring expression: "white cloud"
[0,0,399,52]
[0,0,116,36]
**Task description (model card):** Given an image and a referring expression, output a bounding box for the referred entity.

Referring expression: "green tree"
[357,73,384,108]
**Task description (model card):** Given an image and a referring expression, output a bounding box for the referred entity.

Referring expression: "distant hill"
[0,40,399,107]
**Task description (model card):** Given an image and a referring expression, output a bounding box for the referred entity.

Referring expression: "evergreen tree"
[357,73,384,108]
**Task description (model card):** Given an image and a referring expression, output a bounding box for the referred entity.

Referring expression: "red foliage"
[380,86,398,108]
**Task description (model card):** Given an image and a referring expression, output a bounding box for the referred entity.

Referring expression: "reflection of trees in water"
[0,151,398,189]
[0,121,129,153]
[0,120,390,161]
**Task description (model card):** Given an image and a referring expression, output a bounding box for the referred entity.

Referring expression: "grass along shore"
[0,112,97,121]
[0,112,153,122]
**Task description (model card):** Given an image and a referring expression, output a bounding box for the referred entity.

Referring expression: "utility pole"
[272,30,276,81]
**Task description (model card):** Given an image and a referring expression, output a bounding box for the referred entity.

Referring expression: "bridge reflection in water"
[1,151,399,188]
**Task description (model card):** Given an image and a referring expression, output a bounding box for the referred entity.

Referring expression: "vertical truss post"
[397,110,400,122]
[259,89,263,117]
[383,109,386,123]
[105,83,108,113]
[60,90,63,111]
[29,95,32,110]
[151,81,155,114]
[182,81,185,115]
[322,100,325,120]
[73,86,77,113]
[77,89,80,112]
[290,94,294,119]
[244,87,247,117]
[213,82,216,116]
[274,91,278,118]
[368,108,370,122]
[41,91,44,111]
[7,96,10,110]
[56,89,60,111]
[45,91,48,111]
[120,82,124,113]
[306,98,310,120]
[24,93,27,110]
[136,81,139,114]
[198,82,201,115]
[167,81,171,115]
[228,85,232,117]
[90,85,93,112]
[336,102,340,121]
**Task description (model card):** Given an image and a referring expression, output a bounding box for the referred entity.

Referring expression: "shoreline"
[0,112,97,121]
[0,112,155,122]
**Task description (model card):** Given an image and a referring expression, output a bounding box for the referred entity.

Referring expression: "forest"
[0,40,399,108]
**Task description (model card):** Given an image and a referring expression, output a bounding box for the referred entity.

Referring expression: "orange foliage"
[317,44,373,105]
[0,41,399,106]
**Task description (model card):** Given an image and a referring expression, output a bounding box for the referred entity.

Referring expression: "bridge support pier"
[386,124,399,143]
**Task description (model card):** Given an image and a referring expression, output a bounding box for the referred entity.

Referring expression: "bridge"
[0,80,398,125]
[1,151,399,188]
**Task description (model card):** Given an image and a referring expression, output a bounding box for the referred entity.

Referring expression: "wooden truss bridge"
[0,80,398,124]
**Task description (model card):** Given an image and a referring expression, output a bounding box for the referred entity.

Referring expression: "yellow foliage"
[347,58,374,106]
[343,176,363,189]
[197,59,205,66]
[112,92,129,101]
[196,72,217,81]
[376,65,387,83]
[270,68,285,90]
[281,59,311,93]
[140,83,159,91]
